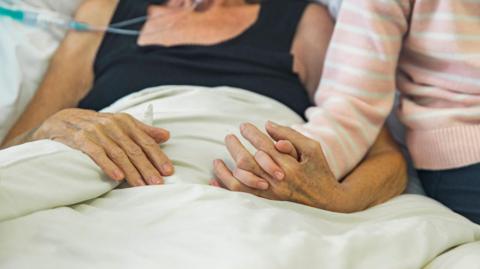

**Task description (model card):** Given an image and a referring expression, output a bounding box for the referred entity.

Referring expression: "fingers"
[46,110,174,187]
[239,123,292,170]
[224,134,270,187]
[265,121,313,155]
[212,159,258,194]
[234,168,269,190]
[254,150,284,180]
[240,123,277,153]
[106,127,164,186]
[93,130,149,186]
[115,113,173,176]
[128,126,174,176]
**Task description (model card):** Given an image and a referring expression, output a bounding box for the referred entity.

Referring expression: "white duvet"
[1,86,479,269]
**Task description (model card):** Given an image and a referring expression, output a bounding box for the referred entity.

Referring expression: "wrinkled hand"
[212,121,341,209]
[35,108,173,186]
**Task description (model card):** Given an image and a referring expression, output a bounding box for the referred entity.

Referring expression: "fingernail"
[225,134,235,142]
[258,181,269,190]
[152,177,163,184]
[274,171,284,180]
[162,164,173,175]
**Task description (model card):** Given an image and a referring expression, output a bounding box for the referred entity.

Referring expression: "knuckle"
[126,145,144,157]
[103,117,117,127]
[74,131,92,146]
[84,146,100,156]
[89,147,104,157]
[115,113,135,123]
[281,163,296,175]
[75,130,89,140]
[83,123,96,133]
[140,138,158,148]
[109,148,126,160]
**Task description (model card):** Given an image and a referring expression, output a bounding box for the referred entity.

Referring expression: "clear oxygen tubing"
[0,0,203,36]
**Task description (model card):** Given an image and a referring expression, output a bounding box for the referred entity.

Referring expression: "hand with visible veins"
[34,108,174,187]
[211,121,341,210]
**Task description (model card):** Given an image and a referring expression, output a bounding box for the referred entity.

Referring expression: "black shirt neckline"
[136,1,265,50]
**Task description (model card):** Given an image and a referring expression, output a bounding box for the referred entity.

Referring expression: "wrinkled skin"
[35,108,173,186]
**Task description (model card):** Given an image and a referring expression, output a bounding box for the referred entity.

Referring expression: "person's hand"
[34,108,173,186]
[211,121,342,209]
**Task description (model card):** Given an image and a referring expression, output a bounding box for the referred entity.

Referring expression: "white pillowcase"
[6,0,81,14]
[0,0,81,143]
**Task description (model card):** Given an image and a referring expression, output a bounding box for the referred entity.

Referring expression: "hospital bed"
[0,1,479,268]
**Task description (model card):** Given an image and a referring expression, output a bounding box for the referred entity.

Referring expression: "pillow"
[0,0,80,143]
[9,0,81,15]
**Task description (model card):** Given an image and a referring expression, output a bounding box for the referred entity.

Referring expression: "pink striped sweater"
[294,0,480,179]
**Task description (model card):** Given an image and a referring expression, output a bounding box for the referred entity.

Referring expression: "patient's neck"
[166,0,247,10]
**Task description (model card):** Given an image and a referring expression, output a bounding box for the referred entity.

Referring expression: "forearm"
[1,0,116,147]
[293,0,412,180]
[329,129,408,213]
[333,150,407,213]
[1,127,40,149]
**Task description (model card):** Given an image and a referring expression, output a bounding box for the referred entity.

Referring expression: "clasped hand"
[211,121,341,209]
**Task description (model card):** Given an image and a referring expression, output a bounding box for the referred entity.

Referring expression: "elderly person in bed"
[0,0,407,213]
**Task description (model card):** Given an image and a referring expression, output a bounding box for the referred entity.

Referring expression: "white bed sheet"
[0,86,479,269]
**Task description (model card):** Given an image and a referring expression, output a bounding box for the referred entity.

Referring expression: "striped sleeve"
[293,0,413,179]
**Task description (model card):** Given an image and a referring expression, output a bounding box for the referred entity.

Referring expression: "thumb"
[265,121,310,153]
[275,140,299,160]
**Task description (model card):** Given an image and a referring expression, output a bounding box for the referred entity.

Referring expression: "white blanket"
[1,86,479,269]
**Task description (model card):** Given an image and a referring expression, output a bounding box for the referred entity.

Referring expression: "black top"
[79,0,312,116]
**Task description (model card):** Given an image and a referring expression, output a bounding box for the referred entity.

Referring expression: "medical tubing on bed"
[0,1,201,35]
[0,5,22,21]
[0,5,89,30]
[0,6,142,34]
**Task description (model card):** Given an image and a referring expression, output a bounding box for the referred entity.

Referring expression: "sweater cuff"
[407,125,480,170]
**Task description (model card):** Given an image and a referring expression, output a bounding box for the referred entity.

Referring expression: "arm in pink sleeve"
[293,0,413,179]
